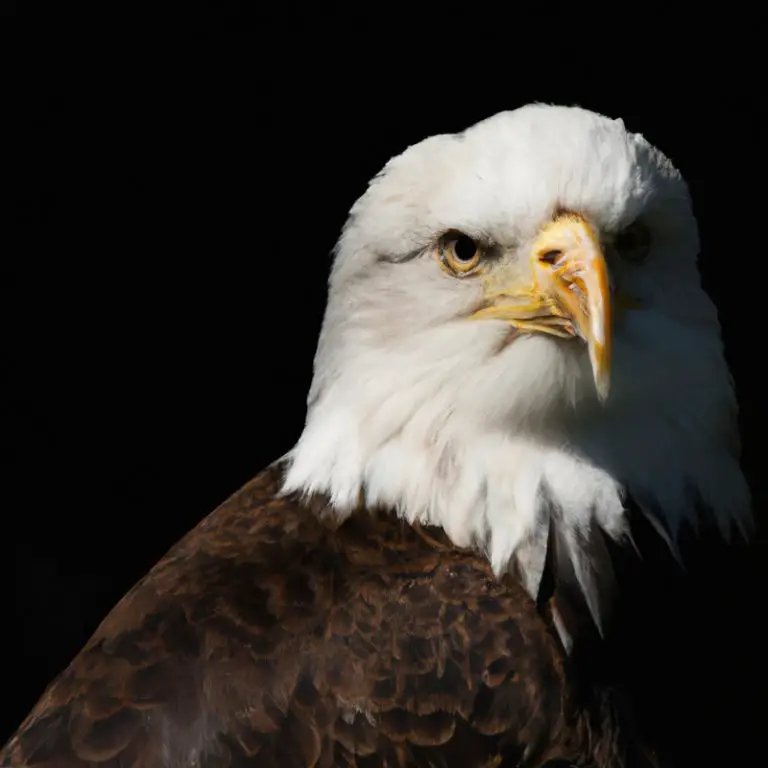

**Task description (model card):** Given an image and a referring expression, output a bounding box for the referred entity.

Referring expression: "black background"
[3,20,766,766]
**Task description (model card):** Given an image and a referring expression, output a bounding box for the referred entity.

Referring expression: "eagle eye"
[438,232,483,275]
[614,220,651,263]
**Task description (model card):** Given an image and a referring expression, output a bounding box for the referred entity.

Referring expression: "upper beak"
[471,213,612,401]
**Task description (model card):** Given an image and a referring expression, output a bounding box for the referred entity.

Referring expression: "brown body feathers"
[1,464,653,768]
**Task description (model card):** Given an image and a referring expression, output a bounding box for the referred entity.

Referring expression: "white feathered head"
[284,104,751,630]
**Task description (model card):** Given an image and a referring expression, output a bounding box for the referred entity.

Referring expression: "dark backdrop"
[4,23,765,766]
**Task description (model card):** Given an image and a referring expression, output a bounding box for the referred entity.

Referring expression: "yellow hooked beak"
[471,213,613,401]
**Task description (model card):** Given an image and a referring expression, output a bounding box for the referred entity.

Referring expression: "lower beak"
[472,213,612,401]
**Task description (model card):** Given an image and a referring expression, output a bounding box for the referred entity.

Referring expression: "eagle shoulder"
[0,465,616,767]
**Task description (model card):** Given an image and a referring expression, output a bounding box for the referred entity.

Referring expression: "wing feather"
[1,464,629,767]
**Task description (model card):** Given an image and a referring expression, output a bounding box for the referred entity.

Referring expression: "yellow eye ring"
[438,233,483,276]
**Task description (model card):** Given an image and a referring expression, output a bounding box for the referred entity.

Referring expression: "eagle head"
[283,104,751,627]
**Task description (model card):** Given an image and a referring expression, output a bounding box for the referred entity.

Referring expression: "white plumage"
[283,104,751,633]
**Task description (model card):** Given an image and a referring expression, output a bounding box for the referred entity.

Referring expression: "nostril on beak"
[538,250,562,266]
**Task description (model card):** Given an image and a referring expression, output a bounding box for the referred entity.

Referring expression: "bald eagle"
[1,105,751,768]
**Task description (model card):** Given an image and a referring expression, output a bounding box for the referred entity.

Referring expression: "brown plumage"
[0,463,653,767]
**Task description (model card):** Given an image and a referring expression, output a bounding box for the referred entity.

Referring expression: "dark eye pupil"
[616,231,637,249]
[454,235,477,262]
[615,222,650,260]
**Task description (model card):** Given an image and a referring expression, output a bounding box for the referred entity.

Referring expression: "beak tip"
[589,343,611,404]
[595,378,611,403]
[592,360,611,402]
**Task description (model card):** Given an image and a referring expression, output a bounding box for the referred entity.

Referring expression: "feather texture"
[0,464,654,767]
[284,105,751,629]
